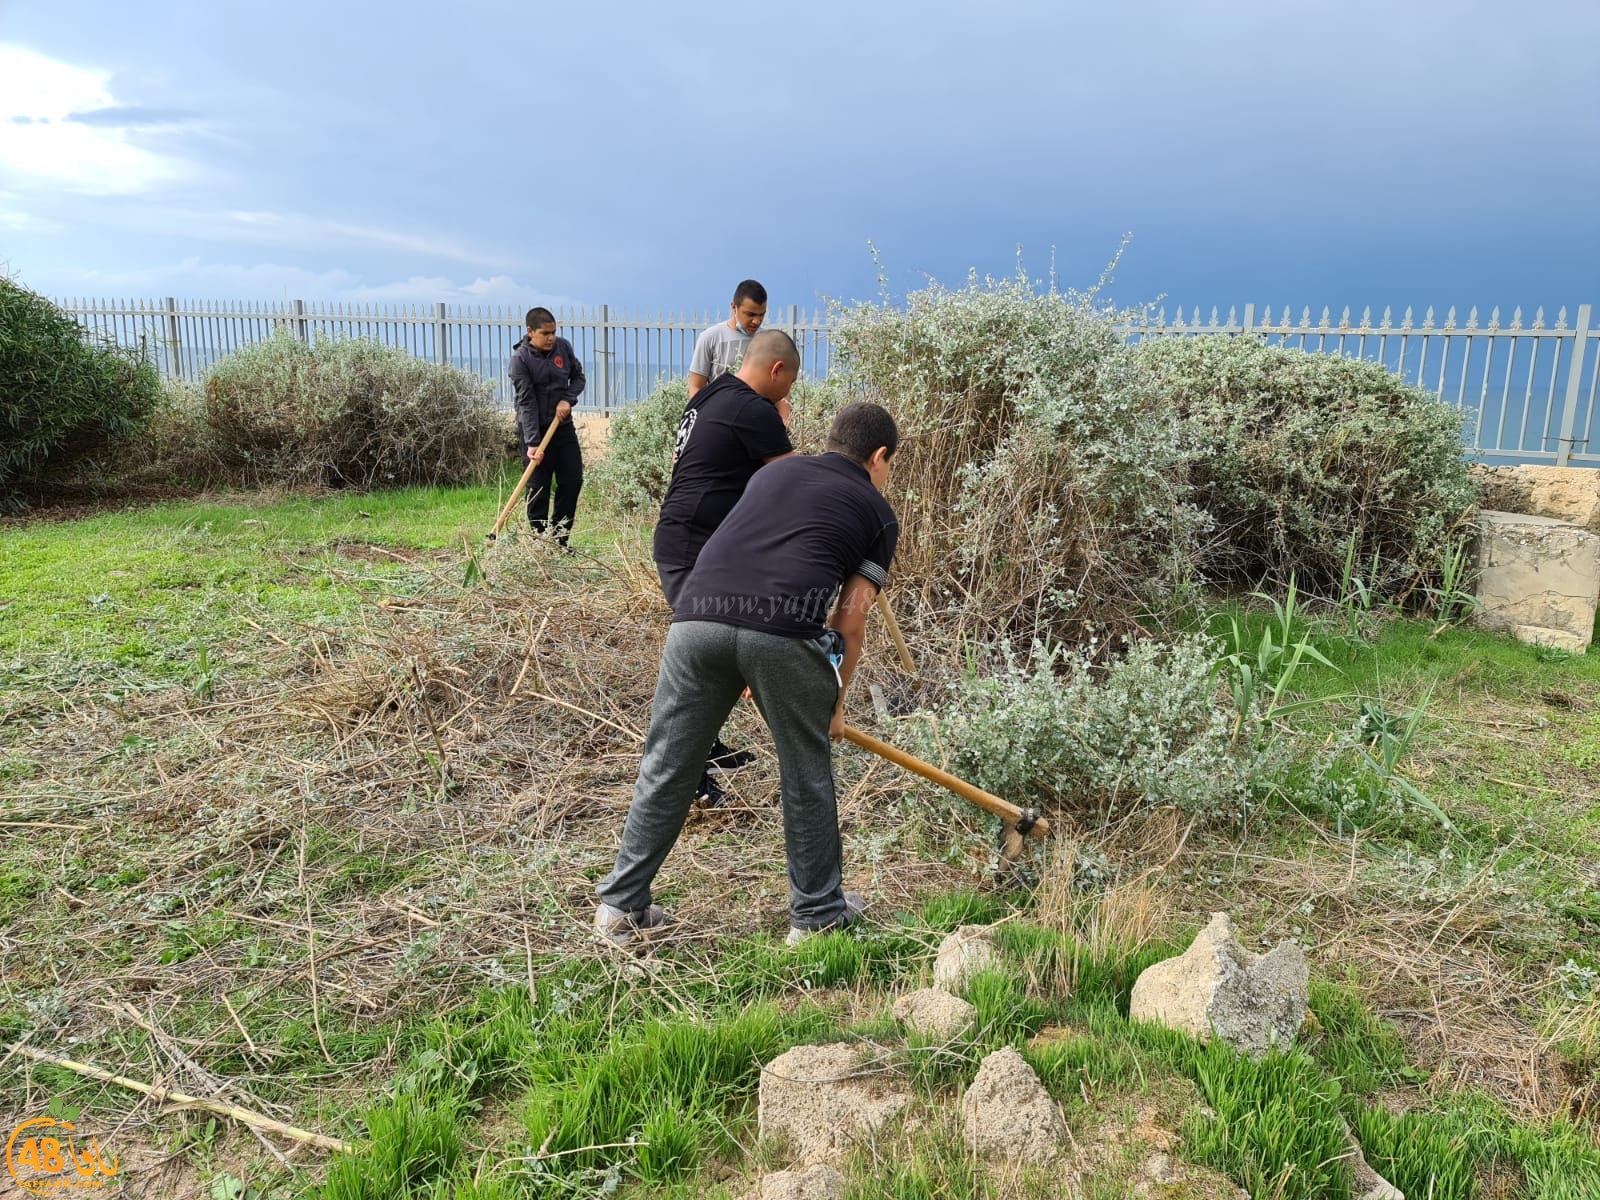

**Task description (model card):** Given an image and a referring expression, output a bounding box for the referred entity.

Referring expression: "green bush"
[1137,336,1477,598]
[834,272,1205,648]
[588,376,688,513]
[0,276,162,505]
[911,633,1273,819]
[201,330,504,489]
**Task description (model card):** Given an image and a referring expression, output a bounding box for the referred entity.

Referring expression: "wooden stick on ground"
[5,1043,353,1154]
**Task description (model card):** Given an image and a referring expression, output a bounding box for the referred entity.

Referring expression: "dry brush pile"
[0,535,982,1127]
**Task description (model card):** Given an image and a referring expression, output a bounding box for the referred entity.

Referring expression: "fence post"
[598,303,612,414]
[435,302,449,365]
[163,297,183,380]
[293,298,309,344]
[1241,303,1255,338]
[1554,304,1592,469]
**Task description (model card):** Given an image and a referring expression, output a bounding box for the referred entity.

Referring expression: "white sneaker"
[786,891,868,947]
[594,902,668,948]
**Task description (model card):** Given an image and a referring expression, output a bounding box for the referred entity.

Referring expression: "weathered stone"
[932,925,998,991]
[1128,913,1309,1057]
[960,1047,1067,1166]
[758,1042,912,1164]
[757,1163,848,1200]
[1345,1118,1405,1200]
[1474,510,1600,653]
[892,987,977,1041]
[1470,465,1600,534]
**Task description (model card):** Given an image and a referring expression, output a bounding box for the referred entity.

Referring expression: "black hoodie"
[509,335,585,447]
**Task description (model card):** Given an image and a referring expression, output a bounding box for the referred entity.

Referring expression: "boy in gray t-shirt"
[689,279,768,399]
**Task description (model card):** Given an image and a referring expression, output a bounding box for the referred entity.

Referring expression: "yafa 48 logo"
[6,1097,120,1192]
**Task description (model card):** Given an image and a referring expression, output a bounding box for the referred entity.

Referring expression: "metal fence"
[54,296,1600,468]
[53,298,835,415]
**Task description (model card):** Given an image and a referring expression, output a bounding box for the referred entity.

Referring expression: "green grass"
[0,468,635,696]
[7,485,1600,1200]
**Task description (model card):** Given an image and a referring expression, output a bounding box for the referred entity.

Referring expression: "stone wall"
[1470,465,1600,534]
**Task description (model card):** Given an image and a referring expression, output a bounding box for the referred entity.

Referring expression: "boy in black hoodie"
[509,307,586,544]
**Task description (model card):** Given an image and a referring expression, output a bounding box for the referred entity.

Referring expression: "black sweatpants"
[525,435,583,543]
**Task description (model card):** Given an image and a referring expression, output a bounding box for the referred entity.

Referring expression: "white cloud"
[46,257,582,311]
[221,210,507,269]
[0,44,192,194]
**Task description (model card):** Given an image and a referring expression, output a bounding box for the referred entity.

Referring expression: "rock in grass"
[932,924,998,991]
[754,1163,848,1200]
[1345,1118,1405,1200]
[1128,912,1309,1057]
[758,1043,912,1164]
[960,1047,1067,1166]
[893,987,977,1040]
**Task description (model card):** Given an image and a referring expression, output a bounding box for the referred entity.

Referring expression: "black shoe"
[693,772,731,809]
[707,737,756,773]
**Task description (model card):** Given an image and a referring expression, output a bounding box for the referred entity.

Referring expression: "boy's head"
[826,402,898,491]
[730,280,767,335]
[525,306,557,351]
[737,329,800,402]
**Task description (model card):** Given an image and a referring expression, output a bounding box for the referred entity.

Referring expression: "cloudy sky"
[1,0,1596,317]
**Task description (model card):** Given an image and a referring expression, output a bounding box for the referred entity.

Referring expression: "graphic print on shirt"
[672,406,699,465]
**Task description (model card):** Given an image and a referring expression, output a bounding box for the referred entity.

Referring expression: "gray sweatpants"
[595,619,851,930]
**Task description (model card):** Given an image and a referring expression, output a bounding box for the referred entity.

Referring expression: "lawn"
[2,482,1597,1199]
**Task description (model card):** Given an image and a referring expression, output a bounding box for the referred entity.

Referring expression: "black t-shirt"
[673,453,899,639]
[652,374,794,568]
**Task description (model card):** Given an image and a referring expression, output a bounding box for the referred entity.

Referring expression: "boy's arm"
[688,329,713,399]
[509,354,538,442]
[825,574,880,740]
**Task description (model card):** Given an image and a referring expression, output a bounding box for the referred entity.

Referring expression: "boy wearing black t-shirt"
[596,403,900,948]
[654,329,798,797]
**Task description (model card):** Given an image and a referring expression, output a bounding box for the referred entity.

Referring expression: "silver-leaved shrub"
[203,330,503,488]
[911,633,1272,819]
[1137,335,1477,598]
[834,271,1207,649]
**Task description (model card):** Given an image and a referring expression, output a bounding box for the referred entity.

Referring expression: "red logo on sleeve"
[553,355,565,369]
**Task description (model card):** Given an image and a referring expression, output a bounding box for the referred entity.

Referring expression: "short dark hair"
[525,306,556,330]
[732,280,767,307]
[745,329,799,372]
[826,402,898,465]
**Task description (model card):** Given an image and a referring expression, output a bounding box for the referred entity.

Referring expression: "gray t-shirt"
[690,321,752,381]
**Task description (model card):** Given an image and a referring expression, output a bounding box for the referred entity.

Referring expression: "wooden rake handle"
[839,725,1048,840]
[875,591,915,675]
[488,414,566,541]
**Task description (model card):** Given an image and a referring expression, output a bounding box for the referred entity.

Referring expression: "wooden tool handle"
[840,725,1048,839]
[875,591,916,675]
[488,413,565,539]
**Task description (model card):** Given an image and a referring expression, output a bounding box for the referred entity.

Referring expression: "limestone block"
[758,1043,912,1164]
[1474,511,1600,653]
[960,1047,1068,1166]
[892,987,977,1041]
[932,925,999,992]
[1128,913,1309,1058]
[1470,465,1600,534]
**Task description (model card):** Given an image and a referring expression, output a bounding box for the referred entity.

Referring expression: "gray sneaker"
[786,891,868,947]
[594,902,668,948]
